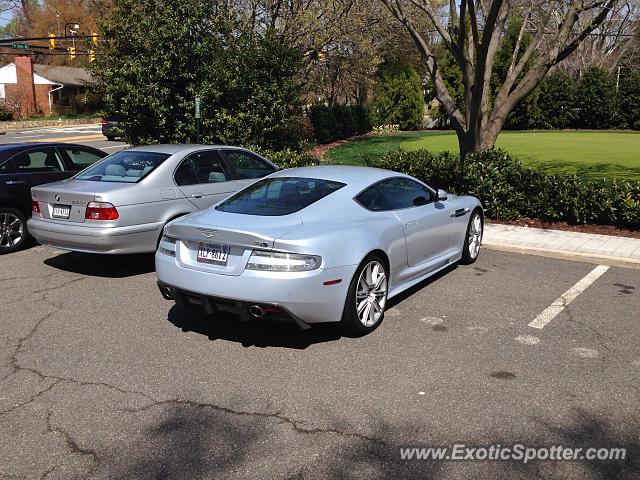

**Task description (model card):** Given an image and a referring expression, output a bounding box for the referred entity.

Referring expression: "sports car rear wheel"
[460,209,483,265]
[342,254,388,336]
[0,208,28,254]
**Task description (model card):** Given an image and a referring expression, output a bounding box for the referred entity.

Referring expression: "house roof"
[0,63,57,85]
[33,64,94,86]
[0,63,93,86]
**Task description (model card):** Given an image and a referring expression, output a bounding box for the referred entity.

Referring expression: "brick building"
[0,56,93,119]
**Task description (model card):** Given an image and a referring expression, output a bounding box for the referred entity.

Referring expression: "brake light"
[85,202,119,220]
[32,200,41,215]
[100,119,109,124]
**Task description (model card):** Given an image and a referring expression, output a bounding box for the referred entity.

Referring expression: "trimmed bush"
[0,105,12,121]
[246,145,319,169]
[308,103,375,144]
[619,69,640,130]
[535,71,576,129]
[372,60,424,131]
[575,67,618,129]
[372,148,640,229]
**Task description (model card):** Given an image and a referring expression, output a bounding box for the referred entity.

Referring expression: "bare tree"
[380,0,624,160]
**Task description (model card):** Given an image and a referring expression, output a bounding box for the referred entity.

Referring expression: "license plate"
[197,242,229,265]
[52,204,71,219]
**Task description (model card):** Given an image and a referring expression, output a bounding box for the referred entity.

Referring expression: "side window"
[0,159,16,173]
[174,150,228,186]
[376,178,433,210]
[11,148,65,172]
[224,150,276,179]
[61,148,104,169]
[355,185,393,211]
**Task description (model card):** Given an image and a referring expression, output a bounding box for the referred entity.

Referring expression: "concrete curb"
[483,242,640,269]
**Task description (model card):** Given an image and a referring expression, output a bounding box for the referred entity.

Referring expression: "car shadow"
[167,304,343,349]
[44,251,156,278]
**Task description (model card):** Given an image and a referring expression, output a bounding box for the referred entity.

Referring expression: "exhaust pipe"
[249,305,265,318]
[160,286,174,300]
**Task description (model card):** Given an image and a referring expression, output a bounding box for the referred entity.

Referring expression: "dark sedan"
[0,142,107,253]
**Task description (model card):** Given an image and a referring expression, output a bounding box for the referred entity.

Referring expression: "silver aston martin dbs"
[156,165,483,335]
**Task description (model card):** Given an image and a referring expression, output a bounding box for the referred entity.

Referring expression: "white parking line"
[16,134,45,138]
[528,264,610,329]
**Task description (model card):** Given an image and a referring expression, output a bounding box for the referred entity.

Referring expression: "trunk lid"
[166,210,303,276]
[31,179,134,223]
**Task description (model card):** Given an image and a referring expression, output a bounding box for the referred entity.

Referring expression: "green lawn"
[325,130,640,180]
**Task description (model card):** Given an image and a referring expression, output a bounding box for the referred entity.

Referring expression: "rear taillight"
[85,202,119,220]
[100,119,109,124]
[32,200,41,215]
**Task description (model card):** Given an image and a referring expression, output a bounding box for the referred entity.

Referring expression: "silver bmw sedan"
[27,145,278,254]
[156,166,483,336]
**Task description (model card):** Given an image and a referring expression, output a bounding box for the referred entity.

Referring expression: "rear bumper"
[27,217,162,254]
[155,250,355,325]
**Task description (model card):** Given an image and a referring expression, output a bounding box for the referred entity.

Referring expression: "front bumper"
[27,217,162,254]
[155,250,355,325]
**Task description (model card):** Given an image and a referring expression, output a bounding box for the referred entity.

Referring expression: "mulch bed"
[487,218,640,239]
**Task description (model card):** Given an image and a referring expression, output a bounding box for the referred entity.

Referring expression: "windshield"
[75,150,170,183]
[216,177,346,216]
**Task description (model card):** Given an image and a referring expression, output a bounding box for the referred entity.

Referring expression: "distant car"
[100,120,121,141]
[156,166,483,335]
[28,145,278,254]
[0,143,106,254]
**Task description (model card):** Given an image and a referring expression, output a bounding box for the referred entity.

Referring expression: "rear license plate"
[52,204,71,219]
[197,242,229,265]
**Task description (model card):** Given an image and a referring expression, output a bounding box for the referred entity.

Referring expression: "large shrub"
[309,103,375,144]
[0,105,12,121]
[619,69,640,130]
[535,71,576,129]
[372,149,640,228]
[372,60,424,131]
[575,67,618,129]
[92,0,304,149]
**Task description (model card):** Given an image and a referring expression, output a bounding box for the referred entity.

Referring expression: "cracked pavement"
[0,245,639,479]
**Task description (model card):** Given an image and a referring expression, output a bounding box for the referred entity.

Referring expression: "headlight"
[246,250,321,272]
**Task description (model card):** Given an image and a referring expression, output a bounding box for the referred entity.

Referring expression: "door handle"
[405,220,418,227]
[5,180,27,185]
[451,208,470,217]
[191,193,203,199]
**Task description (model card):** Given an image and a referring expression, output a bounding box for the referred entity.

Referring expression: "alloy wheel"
[468,213,483,259]
[355,260,387,327]
[0,212,24,249]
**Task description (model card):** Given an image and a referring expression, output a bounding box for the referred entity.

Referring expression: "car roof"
[0,142,100,151]
[271,165,403,188]
[125,144,256,155]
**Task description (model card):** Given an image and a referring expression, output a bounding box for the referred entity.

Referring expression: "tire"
[342,254,389,336]
[460,208,483,265]
[106,135,115,141]
[0,207,28,254]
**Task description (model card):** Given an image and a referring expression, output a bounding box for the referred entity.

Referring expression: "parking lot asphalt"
[0,246,638,479]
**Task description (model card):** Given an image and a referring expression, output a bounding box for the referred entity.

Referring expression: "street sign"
[195,97,201,119]
[11,42,29,50]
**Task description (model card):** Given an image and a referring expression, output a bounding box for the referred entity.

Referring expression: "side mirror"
[436,189,448,201]
[413,195,428,206]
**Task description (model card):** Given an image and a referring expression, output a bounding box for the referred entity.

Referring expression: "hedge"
[369,149,640,228]
[308,103,376,144]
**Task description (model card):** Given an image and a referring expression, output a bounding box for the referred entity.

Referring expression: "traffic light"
[89,49,95,62]
[48,33,55,50]
[69,46,75,60]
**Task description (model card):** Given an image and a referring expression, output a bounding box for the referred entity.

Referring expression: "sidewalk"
[483,223,640,267]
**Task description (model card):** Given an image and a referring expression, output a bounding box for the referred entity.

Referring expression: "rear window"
[75,150,170,183]
[216,177,345,216]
